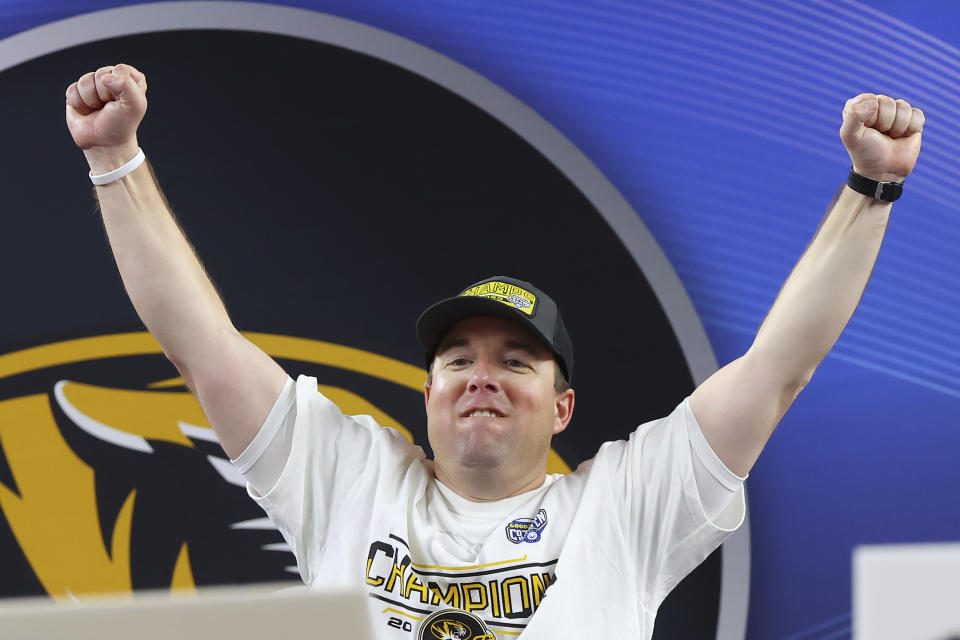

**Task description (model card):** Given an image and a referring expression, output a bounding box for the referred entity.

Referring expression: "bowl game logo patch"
[459,282,537,316]
[505,509,548,544]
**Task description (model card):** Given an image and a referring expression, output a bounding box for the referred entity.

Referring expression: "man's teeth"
[468,410,498,417]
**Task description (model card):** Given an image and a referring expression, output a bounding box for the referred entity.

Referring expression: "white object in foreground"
[0,583,373,640]
[854,542,960,640]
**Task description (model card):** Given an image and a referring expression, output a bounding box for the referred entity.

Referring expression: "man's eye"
[506,359,527,369]
[449,358,470,367]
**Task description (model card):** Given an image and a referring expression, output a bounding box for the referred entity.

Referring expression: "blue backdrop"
[2,1,958,638]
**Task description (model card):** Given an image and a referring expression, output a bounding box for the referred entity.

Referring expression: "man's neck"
[431,462,546,502]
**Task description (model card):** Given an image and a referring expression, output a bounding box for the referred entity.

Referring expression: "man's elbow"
[163,350,197,393]
[744,345,817,395]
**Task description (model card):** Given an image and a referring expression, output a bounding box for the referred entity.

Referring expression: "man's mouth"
[463,408,504,418]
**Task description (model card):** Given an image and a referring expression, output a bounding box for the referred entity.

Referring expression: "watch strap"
[847,167,903,202]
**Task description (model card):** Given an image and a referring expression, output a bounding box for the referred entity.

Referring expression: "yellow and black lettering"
[462,582,488,613]
[501,576,532,619]
[365,541,393,587]
[404,571,432,604]
[384,552,411,594]
[365,538,557,625]
[427,581,460,608]
[531,572,552,607]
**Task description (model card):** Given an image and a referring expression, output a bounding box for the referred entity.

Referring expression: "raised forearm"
[746,92,924,390]
[87,144,237,368]
[689,93,924,476]
[68,66,240,375]
[748,186,891,388]
[68,64,289,457]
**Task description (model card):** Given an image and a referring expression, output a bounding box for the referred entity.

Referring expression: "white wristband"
[89,148,146,185]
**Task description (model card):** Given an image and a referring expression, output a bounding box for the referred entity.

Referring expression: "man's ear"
[424,381,431,409]
[553,388,575,435]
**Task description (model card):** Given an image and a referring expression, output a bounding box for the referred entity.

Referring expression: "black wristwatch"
[847,167,904,202]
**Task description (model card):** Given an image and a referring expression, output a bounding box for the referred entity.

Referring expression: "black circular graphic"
[2,28,694,487]
[0,17,731,638]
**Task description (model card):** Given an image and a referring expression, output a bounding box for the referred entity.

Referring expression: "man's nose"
[467,361,500,392]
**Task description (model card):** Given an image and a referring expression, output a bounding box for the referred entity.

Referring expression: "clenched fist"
[840,93,924,183]
[66,64,147,170]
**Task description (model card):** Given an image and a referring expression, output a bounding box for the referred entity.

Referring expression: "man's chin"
[453,441,508,471]
[456,449,505,470]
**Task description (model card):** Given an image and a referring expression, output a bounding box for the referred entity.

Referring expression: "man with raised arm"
[67,63,923,639]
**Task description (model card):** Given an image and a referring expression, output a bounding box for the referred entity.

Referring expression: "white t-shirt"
[235,375,745,639]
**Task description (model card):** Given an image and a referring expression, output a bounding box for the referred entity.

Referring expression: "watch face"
[881,182,904,201]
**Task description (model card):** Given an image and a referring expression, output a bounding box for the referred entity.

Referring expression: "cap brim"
[417,296,545,359]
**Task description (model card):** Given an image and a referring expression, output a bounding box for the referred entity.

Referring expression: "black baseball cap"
[416,276,574,383]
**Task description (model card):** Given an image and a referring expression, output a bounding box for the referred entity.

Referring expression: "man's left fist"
[839,93,924,183]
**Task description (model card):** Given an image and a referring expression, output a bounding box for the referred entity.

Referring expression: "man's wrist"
[83,141,141,175]
[850,164,907,184]
[847,167,904,202]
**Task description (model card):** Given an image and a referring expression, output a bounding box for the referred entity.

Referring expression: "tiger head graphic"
[0,331,431,600]
[419,609,496,640]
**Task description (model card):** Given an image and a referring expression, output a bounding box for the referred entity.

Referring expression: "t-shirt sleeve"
[239,374,425,582]
[593,396,745,609]
[232,376,297,496]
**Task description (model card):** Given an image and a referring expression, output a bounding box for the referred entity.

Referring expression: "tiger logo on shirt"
[419,609,496,640]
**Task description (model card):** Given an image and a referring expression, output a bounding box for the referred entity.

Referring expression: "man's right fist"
[66,64,147,151]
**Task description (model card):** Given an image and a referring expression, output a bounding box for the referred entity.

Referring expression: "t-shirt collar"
[433,475,554,518]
